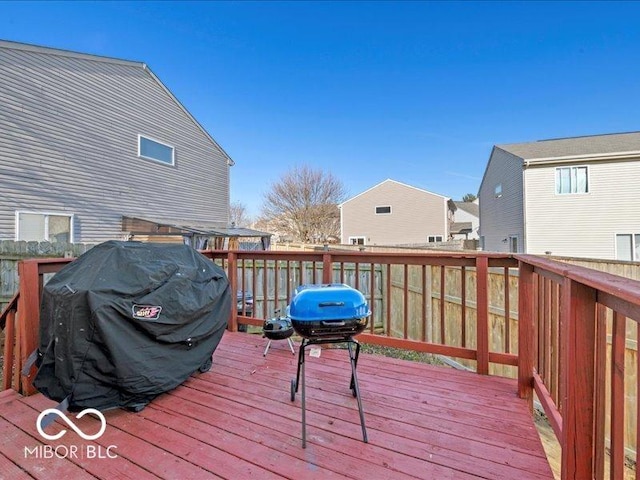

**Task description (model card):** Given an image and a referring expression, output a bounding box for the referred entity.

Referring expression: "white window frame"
[509,235,519,253]
[375,205,392,215]
[15,211,74,243]
[138,134,175,166]
[615,233,640,261]
[427,235,443,243]
[555,165,589,195]
[349,236,366,245]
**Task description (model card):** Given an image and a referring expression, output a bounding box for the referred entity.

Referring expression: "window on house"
[349,236,366,245]
[509,235,518,253]
[16,212,73,242]
[616,234,640,261]
[428,235,443,243]
[556,166,588,194]
[375,206,391,215]
[138,135,175,165]
[494,184,503,198]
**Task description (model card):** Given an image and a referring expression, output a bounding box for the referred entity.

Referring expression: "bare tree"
[229,201,252,227]
[261,165,348,243]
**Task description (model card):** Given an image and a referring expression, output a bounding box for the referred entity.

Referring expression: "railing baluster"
[504,267,510,354]
[610,312,626,480]
[594,304,607,479]
[440,266,445,344]
[422,264,427,343]
[461,266,466,348]
[404,264,409,340]
[369,262,375,334]
[476,256,489,375]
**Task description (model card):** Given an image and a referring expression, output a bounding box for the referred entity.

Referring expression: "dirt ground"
[534,410,636,479]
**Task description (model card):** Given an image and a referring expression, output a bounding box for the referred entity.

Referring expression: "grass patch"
[334,342,446,366]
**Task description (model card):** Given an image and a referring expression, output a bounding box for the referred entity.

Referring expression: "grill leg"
[263,339,272,357]
[301,354,307,448]
[287,337,295,354]
[349,340,361,391]
[294,339,307,394]
[348,341,368,443]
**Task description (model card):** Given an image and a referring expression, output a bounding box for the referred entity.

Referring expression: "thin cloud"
[444,171,482,180]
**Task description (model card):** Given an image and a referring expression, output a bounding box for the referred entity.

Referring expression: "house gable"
[480,131,640,259]
[340,179,450,245]
[0,40,233,243]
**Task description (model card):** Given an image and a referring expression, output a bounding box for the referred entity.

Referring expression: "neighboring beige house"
[478,131,640,260]
[451,200,479,240]
[340,179,454,246]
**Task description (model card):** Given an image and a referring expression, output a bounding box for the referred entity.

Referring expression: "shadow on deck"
[0,331,553,479]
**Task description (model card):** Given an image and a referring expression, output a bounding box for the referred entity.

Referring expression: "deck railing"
[2,249,640,479]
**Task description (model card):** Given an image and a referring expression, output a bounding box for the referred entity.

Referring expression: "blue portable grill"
[287,283,371,447]
[288,283,370,339]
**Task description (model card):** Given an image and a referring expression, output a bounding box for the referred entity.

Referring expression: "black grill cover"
[33,241,231,411]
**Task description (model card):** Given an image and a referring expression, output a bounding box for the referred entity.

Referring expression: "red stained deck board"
[0,415,96,479]
[0,331,553,479]
[23,394,221,480]
[183,360,550,479]
[163,382,478,480]
[216,345,533,420]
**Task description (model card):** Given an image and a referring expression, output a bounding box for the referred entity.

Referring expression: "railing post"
[475,256,489,375]
[16,260,40,396]
[560,277,596,480]
[517,261,535,410]
[322,253,332,284]
[227,252,238,332]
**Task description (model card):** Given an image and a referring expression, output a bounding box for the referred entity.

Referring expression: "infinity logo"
[36,408,107,441]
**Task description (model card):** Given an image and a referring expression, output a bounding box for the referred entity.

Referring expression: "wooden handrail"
[6,249,640,479]
[515,253,640,480]
[0,291,19,330]
[1,291,19,391]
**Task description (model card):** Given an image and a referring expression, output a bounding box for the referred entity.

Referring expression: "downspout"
[522,160,528,254]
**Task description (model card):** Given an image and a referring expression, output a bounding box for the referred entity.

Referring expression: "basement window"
[16,211,73,243]
[375,206,392,215]
[138,135,175,165]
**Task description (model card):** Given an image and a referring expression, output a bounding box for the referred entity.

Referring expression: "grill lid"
[287,283,371,322]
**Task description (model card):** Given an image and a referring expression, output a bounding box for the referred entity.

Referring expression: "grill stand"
[263,337,296,357]
[290,337,368,448]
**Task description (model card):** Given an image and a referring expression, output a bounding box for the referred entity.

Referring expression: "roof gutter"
[523,150,640,167]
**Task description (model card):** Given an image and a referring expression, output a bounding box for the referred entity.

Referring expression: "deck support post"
[16,260,40,396]
[560,278,596,480]
[227,252,238,332]
[517,261,535,410]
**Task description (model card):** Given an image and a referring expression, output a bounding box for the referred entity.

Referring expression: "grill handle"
[321,320,346,326]
[318,301,345,307]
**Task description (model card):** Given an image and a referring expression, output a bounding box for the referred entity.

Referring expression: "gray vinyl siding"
[0,43,230,242]
[340,180,448,245]
[524,159,640,259]
[478,148,525,252]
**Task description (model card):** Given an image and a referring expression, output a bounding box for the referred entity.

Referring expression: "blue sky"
[2,1,639,217]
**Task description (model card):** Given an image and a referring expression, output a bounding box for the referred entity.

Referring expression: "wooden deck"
[0,331,553,479]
